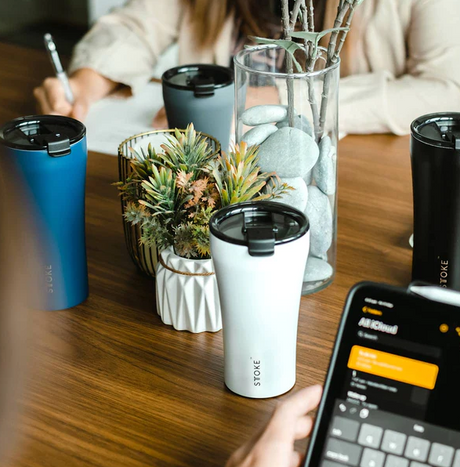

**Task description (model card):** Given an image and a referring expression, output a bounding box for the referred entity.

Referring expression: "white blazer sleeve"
[69,0,184,95]
[340,0,460,135]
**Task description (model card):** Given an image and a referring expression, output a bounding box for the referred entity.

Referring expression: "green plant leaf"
[290,27,349,45]
[248,36,303,72]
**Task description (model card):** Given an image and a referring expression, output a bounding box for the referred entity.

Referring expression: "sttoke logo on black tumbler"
[411,112,460,291]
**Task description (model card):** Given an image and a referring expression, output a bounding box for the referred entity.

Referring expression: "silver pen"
[43,33,75,104]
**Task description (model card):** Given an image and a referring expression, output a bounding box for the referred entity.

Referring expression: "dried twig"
[281,0,295,126]
[290,0,303,30]
[299,1,310,48]
[299,0,320,139]
[334,3,355,61]
[326,2,350,65]
[306,0,314,32]
[318,0,351,138]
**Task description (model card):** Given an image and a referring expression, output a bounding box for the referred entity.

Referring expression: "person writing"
[34,0,460,135]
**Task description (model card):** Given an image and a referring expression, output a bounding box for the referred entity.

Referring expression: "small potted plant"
[118,124,289,333]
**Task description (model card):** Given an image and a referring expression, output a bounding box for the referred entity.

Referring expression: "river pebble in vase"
[234,44,340,295]
[239,104,338,293]
[235,47,339,294]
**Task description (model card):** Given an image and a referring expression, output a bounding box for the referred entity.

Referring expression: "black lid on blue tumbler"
[0,115,85,157]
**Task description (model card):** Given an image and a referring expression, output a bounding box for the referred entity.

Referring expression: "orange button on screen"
[348,345,439,390]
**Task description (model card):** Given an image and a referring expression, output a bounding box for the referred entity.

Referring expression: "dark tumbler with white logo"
[411,113,460,290]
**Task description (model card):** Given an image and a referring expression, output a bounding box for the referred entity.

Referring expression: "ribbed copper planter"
[118,129,221,278]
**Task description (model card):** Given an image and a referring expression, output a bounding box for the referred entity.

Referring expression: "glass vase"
[234,45,339,294]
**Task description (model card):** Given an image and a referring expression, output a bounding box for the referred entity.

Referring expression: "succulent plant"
[118,124,290,259]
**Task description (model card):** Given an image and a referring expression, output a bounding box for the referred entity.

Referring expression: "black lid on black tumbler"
[411,112,460,150]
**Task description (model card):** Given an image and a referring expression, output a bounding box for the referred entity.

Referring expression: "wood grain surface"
[0,42,414,467]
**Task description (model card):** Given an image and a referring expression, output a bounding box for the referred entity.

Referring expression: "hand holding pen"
[34,33,82,119]
[34,34,118,121]
[43,33,75,104]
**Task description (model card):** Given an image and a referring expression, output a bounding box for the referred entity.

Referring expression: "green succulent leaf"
[119,126,288,259]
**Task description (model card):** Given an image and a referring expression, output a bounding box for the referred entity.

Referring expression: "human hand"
[34,76,88,121]
[226,385,323,467]
[34,68,118,122]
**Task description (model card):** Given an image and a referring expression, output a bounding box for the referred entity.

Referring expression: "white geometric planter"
[155,247,222,333]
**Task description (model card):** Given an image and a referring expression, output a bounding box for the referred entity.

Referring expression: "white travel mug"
[210,201,310,398]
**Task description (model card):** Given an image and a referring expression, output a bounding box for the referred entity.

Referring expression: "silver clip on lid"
[408,282,460,307]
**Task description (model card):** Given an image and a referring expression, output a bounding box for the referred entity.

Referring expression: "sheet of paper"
[85,82,163,155]
[84,76,345,155]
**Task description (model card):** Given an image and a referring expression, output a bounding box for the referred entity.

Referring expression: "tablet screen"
[305,283,460,467]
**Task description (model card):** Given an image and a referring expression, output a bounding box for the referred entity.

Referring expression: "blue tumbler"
[0,115,88,310]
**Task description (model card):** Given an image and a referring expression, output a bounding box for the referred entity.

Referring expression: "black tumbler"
[411,112,460,290]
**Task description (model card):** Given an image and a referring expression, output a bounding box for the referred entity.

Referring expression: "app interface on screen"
[316,287,460,467]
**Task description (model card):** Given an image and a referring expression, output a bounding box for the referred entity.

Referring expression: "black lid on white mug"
[210,201,309,257]
[411,112,460,150]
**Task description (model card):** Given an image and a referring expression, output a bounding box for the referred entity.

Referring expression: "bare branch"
[325,2,350,65]
[300,0,309,32]
[334,4,356,61]
[299,0,320,138]
[290,0,303,30]
[281,0,292,39]
[307,0,314,32]
[316,0,351,138]
[299,0,310,59]
[281,0,295,126]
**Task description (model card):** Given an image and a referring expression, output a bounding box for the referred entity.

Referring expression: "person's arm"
[339,0,460,135]
[35,0,183,120]
[226,385,322,467]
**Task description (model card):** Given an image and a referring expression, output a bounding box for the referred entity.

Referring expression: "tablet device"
[304,282,460,467]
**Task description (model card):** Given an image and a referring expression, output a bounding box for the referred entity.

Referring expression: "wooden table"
[0,42,413,467]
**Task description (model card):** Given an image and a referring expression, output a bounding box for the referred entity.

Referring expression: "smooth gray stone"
[241,105,288,125]
[277,114,313,137]
[314,251,328,261]
[304,170,313,185]
[272,177,308,212]
[241,124,278,147]
[304,257,333,282]
[258,127,319,178]
[305,185,333,257]
[313,135,337,195]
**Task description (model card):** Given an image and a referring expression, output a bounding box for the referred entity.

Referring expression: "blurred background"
[0,0,126,55]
